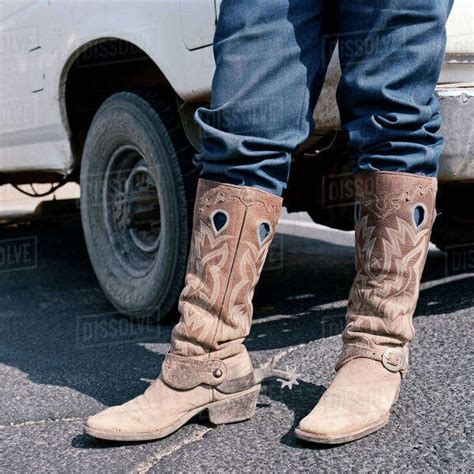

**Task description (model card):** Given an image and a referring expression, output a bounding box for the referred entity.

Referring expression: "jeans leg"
[194,0,337,196]
[337,0,453,176]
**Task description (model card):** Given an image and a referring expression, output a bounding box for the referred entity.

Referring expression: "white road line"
[286,293,315,301]
[253,313,300,325]
[277,218,439,252]
[254,272,473,326]
[419,272,474,291]
[278,218,352,233]
[132,427,212,473]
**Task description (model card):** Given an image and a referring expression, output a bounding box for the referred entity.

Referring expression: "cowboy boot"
[295,171,437,444]
[84,179,282,441]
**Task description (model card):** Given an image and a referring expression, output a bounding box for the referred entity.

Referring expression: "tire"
[80,89,197,321]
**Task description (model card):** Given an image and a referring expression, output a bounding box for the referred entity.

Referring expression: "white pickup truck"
[1,1,472,320]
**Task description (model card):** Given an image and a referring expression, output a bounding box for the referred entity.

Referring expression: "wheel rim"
[103,145,162,278]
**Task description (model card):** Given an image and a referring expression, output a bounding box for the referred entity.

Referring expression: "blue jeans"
[193,0,453,196]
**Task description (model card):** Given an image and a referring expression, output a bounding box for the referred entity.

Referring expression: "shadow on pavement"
[0,216,472,439]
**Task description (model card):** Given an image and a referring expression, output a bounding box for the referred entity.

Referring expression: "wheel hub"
[105,146,162,276]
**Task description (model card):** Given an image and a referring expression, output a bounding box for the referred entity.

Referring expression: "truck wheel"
[80,90,197,321]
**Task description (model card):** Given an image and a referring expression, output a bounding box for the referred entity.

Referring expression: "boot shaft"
[171,179,282,358]
[338,172,437,372]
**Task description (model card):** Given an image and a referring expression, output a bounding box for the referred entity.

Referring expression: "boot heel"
[208,388,260,425]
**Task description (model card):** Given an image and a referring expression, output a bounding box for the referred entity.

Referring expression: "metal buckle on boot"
[382,348,407,373]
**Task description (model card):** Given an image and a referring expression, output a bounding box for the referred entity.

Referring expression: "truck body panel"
[0,0,472,181]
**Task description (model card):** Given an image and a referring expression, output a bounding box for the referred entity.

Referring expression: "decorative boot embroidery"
[178,220,233,340]
[350,215,431,316]
[172,180,282,358]
[225,238,274,341]
[360,183,434,219]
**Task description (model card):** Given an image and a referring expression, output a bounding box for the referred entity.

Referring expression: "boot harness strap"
[336,345,409,377]
[162,353,298,393]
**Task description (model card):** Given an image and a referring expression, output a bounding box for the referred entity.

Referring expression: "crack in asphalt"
[130,427,212,474]
[0,416,83,429]
[129,345,309,473]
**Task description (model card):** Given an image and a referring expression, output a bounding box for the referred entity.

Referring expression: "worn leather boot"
[84,179,282,441]
[296,171,437,444]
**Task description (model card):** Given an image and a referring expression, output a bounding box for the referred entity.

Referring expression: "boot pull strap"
[164,353,300,393]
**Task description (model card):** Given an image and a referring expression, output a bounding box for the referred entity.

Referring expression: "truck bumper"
[437,86,474,182]
[313,51,474,183]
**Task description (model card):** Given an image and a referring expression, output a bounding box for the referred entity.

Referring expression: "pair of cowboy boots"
[85,171,437,444]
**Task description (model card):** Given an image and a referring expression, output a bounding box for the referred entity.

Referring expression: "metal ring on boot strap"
[382,348,408,373]
[162,353,228,390]
[336,345,409,377]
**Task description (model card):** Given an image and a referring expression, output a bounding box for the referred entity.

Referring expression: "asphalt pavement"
[1,206,473,473]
